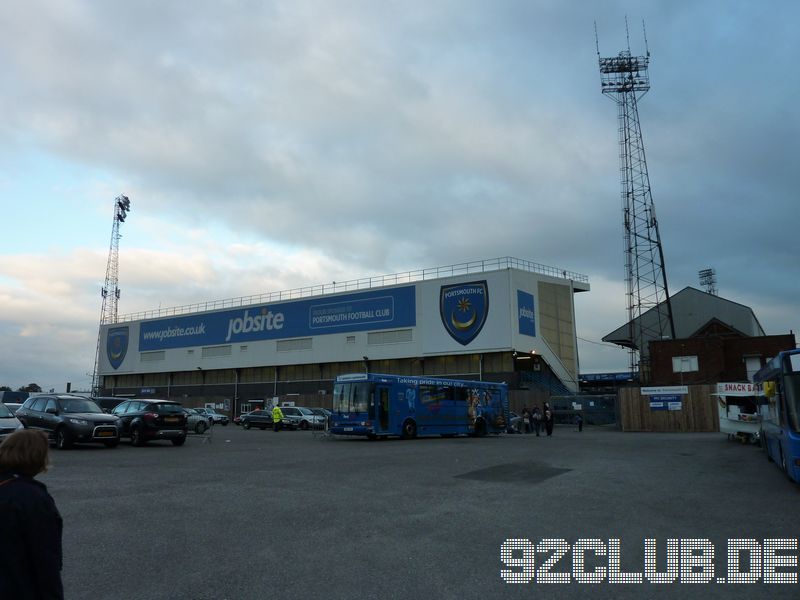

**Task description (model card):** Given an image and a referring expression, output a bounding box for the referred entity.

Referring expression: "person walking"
[532,406,542,436]
[543,401,554,437]
[521,407,531,434]
[0,429,64,600]
[272,404,284,432]
[575,413,584,433]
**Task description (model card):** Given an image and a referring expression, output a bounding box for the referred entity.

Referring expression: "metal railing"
[117,256,589,323]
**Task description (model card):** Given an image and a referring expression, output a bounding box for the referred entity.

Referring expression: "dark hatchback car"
[16,394,120,449]
[240,409,274,430]
[111,399,188,446]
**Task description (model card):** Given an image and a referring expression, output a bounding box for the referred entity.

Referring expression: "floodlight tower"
[597,22,675,381]
[91,195,131,395]
[698,268,718,296]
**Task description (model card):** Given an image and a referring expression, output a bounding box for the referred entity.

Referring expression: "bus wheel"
[474,419,487,437]
[367,433,377,440]
[401,420,417,439]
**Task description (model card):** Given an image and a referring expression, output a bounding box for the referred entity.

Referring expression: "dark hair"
[0,429,50,476]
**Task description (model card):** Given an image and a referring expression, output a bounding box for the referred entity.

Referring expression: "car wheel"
[400,419,417,439]
[300,420,309,430]
[172,436,186,447]
[104,439,119,448]
[243,421,251,430]
[222,422,228,426]
[195,421,208,434]
[55,427,73,449]
[130,426,145,447]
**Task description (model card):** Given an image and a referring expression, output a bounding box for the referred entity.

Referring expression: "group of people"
[519,402,554,437]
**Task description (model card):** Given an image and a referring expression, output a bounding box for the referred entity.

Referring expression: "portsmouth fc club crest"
[440,280,489,346]
[106,326,129,370]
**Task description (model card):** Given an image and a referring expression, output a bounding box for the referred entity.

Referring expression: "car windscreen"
[150,403,184,414]
[0,404,13,418]
[60,398,103,414]
[298,408,314,415]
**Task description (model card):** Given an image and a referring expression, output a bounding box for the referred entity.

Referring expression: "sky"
[0,0,797,392]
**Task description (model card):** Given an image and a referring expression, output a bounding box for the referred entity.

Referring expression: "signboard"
[517,290,536,337]
[716,382,761,396]
[641,386,688,396]
[138,286,416,351]
[649,394,682,411]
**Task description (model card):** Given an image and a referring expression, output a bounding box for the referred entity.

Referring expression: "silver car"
[183,408,210,434]
[279,406,326,430]
[0,403,24,442]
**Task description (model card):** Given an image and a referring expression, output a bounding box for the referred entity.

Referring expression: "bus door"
[376,385,390,432]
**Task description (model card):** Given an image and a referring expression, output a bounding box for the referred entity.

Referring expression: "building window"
[202,345,232,358]
[346,336,356,344]
[140,351,165,362]
[672,355,699,373]
[367,329,412,345]
[277,338,313,352]
[240,345,248,353]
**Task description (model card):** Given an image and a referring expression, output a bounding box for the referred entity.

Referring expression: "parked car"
[508,411,524,433]
[280,406,325,430]
[205,409,229,426]
[240,409,273,430]
[193,407,214,425]
[195,407,229,426]
[0,402,24,443]
[91,396,127,413]
[15,394,120,449]
[2,402,23,415]
[0,391,29,404]
[111,399,188,446]
[183,408,210,434]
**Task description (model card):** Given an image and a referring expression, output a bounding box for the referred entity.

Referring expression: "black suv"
[111,399,188,446]
[16,394,120,449]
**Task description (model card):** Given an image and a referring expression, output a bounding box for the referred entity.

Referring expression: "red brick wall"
[648,334,795,385]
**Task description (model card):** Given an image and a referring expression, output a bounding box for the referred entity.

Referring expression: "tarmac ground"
[42,424,800,599]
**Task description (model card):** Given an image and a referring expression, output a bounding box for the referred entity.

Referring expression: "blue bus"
[330,373,509,439]
[754,348,800,483]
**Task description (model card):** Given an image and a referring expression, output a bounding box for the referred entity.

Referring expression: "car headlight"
[67,418,90,426]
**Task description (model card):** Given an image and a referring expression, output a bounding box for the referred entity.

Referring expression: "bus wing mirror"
[763,381,776,398]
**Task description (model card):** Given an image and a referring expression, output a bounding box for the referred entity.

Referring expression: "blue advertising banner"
[517,290,536,337]
[138,286,416,351]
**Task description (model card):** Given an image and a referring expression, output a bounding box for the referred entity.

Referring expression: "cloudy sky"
[0,0,797,391]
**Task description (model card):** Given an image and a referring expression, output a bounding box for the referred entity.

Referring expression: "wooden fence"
[619,385,719,432]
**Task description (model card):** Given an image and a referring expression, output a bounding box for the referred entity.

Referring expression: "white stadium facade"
[98,257,589,414]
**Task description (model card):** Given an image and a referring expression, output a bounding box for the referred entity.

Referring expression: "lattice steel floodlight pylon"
[597,23,675,381]
[91,195,131,395]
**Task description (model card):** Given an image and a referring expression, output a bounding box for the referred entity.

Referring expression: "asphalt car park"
[40,426,800,600]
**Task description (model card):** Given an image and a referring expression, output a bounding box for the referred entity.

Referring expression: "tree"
[18,383,42,393]
[0,385,11,392]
